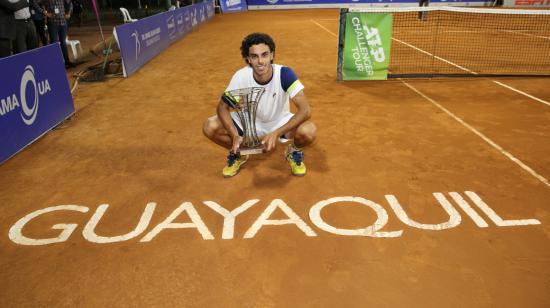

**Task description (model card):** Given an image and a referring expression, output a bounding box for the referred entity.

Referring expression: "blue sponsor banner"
[247,0,488,8]
[0,44,75,164]
[115,0,215,77]
[220,0,248,12]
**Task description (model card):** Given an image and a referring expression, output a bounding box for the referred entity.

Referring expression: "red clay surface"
[1,9,549,307]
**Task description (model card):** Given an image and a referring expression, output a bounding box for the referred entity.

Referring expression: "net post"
[336,8,348,81]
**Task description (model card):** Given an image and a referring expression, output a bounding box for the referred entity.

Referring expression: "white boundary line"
[310,19,337,37]
[500,29,550,41]
[400,80,550,188]
[309,19,336,38]
[491,81,550,107]
[392,37,476,74]
[310,19,550,188]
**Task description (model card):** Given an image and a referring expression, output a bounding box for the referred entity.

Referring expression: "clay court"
[1,8,550,307]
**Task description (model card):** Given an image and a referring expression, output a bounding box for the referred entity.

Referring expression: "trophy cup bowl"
[222,87,266,155]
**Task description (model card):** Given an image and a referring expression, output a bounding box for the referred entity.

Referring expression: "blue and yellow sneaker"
[285,147,306,176]
[222,152,248,178]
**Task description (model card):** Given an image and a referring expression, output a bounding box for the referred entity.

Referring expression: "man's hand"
[232,134,243,154]
[261,132,279,152]
[65,13,70,19]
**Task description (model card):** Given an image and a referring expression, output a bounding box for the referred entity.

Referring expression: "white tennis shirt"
[225,64,304,134]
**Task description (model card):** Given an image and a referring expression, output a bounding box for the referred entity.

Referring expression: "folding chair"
[120,7,138,23]
[66,37,83,60]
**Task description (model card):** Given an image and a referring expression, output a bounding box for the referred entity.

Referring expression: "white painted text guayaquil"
[9,191,541,245]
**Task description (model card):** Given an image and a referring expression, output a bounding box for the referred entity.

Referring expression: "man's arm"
[64,0,72,17]
[0,0,29,11]
[30,0,45,15]
[216,100,242,153]
[262,90,311,151]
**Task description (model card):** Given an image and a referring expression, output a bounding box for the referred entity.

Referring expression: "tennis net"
[338,7,550,78]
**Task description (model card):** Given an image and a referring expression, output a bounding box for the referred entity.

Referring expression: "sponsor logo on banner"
[1,65,52,125]
[141,27,162,47]
[177,13,185,34]
[131,30,141,60]
[200,8,206,22]
[114,1,214,77]
[267,0,279,4]
[167,15,176,39]
[207,4,214,17]
[185,10,190,25]
[514,0,550,5]
[192,8,198,26]
[342,12,392,80]
[0,44,75,164]
[220,0,247,12]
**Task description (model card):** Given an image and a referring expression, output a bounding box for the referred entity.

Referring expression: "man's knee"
[296,122,317,145]
[203,116,219,138]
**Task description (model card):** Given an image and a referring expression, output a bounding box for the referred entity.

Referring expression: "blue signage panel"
[220,0,248,12]
[115,1,215,77]
[0,44,75,164]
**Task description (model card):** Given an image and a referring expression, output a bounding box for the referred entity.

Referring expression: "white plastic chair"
[66,37,83,60]
[120,7,138,23]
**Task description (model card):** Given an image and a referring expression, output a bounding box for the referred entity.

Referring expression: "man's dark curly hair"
[240,33,276,64]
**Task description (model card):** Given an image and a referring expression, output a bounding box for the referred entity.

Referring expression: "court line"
[309,19,550,188]
[491,81,550,107]
[500,29,550,41]
[310,19,336,38]
[400,80,550,188]
[392,37,475,74]
[310,19,338,37]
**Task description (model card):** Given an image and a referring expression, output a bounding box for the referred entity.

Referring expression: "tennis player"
[203,32,316,178]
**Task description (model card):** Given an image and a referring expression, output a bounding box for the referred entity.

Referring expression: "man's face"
[247,43,273,77]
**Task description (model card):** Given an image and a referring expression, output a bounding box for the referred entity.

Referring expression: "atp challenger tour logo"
[8,191,541,246]
[351,17,385,65]
[342,12,392,80]
[0,65,51,125]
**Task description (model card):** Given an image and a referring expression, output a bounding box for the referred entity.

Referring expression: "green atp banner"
[343,13,393,80]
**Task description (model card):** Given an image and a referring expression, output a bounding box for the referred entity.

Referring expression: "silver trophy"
[222,87,266,155]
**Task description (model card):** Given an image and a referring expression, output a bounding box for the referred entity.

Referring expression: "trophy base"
[240,146,264,155]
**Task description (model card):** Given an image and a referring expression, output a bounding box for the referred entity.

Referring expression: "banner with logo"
[340,12,392,80]
[247,0,488,9]
[0,44,75,164]
[114,0,215,77]
[220,0,248,12]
